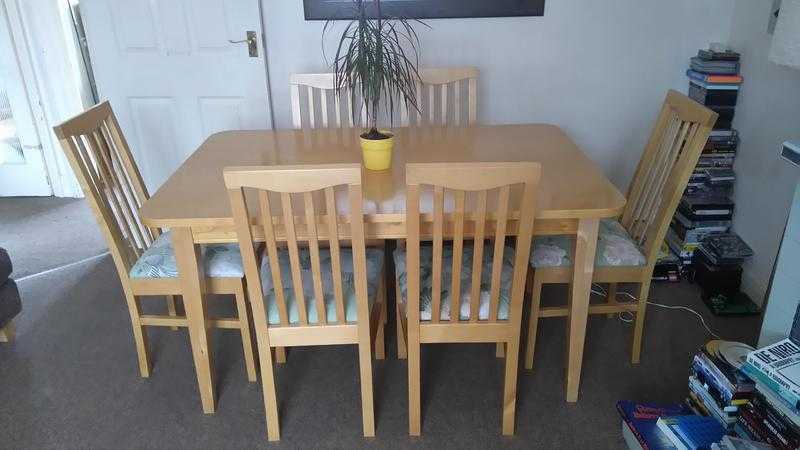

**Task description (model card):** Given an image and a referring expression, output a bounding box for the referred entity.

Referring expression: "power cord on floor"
[591,283,723,340]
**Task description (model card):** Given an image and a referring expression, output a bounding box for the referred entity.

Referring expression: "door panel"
[82,0,271,192]
[0,5,51,197]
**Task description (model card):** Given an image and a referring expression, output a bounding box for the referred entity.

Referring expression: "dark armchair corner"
[0,248,21,343]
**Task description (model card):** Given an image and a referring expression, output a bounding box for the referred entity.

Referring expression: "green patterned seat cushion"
[530,219,647,268]
[393,243,515,321]
[259,247,384,325]
[129,232,244,279]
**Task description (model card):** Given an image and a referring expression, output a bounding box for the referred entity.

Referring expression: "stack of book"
[617,400,692,449]
[686,341,756,430]
[737,338,800,449]
[666,196,734,266]
[694,234,758,316]
[657,47,746,282]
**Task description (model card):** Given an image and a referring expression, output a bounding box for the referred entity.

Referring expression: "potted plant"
[325,0,423,171]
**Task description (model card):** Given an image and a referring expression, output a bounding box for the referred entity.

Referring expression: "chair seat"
[530,219,647,269]
[393,243,515,321]
[260,247,384,325]
[129,232,244,279]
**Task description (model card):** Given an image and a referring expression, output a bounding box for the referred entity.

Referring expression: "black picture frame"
[303,0,546,20]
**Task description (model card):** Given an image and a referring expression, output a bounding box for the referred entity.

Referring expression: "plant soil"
[361,128,392,140]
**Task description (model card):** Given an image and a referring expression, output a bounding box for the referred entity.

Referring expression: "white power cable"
[591,283,723,340]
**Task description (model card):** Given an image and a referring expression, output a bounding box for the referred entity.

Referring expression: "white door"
[0,4,51,197]
[81,0,272,192]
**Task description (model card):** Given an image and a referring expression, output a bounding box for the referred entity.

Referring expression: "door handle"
[229,31,258,57]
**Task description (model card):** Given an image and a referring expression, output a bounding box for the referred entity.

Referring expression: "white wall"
[728,0,800,305]
[262,0,733,188]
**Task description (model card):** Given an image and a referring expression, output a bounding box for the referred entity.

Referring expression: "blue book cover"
[657,415,726,450]
[617,401,692,449]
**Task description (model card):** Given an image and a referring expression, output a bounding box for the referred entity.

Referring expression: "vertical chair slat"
[99,122,154,244]
[306,86,316,129]
[334,93,342,128]
[628,114,680,233]
[470,189,487,322]
[440,84,448,125]
[631,118,686,240]
[430,186,444,323]
[347,91,355,128]
[80,134,141,259]
[415,82,422,125]
[281,192,308,325]
[106,111,150,207]
[325,187,346,324]
[320,90,329,128]
[90,128,149,250]
[637,122,696,244]
[453,80,461,126]
[259,191,290,326]
[489,185,510,322]
[428,84,435,125]
[305,192,327,324]
[450,190,465,321]
[290,84,302,129]
[468,78,477,125]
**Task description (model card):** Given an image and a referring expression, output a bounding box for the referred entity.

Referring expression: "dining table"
[138,123,626,413]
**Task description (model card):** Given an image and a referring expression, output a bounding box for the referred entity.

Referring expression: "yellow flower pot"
[360,132,394,171]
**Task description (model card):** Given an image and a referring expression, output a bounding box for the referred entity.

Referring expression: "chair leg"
[395,281,407,360]
[259,340,280,441]
[0,319,16,343]
[166,295,179,331]
[233,281,258,382]
[123,292,152,378]
[375,283,387,360]
[496,343,505,358]
[408,326,421,436]
[524,275,544,370]
[358,333,376,437]
[502,339,520,436]
[606,283,618,319]
[274,347,286,364]
[631,279,651,364]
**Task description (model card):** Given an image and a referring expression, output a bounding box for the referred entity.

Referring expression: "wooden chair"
[53,101,257,383]
[394,162,541,436]
[290,73,367,129]
[401,67,478,127]
[524,90,718,368]
[224,164,387,441]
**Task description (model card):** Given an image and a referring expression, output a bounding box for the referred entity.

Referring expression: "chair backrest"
[405,162,540,325]
[620,90,718,264]
[225,164,369,328]
[290,73,368,130]
[401,67,478,127]
[53,101,157,276]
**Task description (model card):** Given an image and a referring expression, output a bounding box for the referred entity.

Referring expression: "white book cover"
[747,338,800,396]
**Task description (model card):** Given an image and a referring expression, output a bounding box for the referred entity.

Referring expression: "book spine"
[739,407,783,448]
[743,363,800,409]
[745,403,798,450]
[752,394,800,439]
[748,352,800,397]
[615,404,649,450]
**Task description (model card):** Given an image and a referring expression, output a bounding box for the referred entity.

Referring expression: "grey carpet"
[0,197,107,278]
[0,254,761,449]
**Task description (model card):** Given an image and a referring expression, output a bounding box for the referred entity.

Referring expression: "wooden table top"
[140,124,626,228]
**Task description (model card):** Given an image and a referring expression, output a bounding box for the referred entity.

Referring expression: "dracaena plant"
[324,0,424,139]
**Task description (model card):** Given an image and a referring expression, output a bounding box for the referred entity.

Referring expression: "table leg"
[566,218,599,403]
[172,227,216,413]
